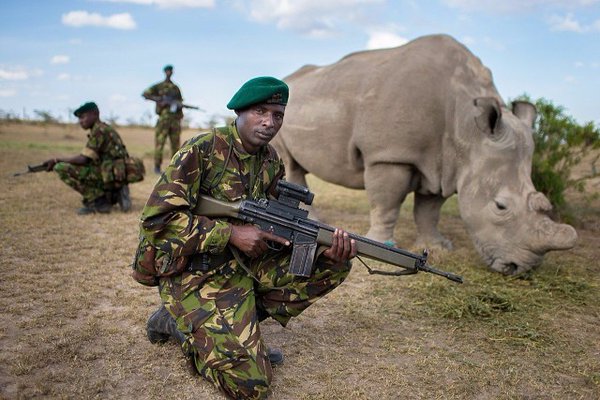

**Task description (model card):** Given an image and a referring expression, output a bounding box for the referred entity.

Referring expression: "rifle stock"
[193,181,463,283]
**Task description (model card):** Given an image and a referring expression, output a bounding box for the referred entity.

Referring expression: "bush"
[513,95,599,221]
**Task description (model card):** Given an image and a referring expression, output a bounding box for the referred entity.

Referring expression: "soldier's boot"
[256,305,284,366]
[117,185,131,212]
[77,196,111,215]
[267,347,284,366]
[146,305,187,346]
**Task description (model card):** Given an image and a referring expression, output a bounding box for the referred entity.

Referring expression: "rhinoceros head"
[456,97,577,275]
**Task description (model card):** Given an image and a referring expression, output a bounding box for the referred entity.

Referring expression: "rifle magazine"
[289,233,317,277]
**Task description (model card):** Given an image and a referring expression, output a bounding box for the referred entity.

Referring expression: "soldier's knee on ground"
[192,347,272,399]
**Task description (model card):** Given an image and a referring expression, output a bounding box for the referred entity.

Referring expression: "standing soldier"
[142,64,184,174]
[43,102,132,215]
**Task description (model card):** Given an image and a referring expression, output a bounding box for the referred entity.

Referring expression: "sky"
[0,0,599,128]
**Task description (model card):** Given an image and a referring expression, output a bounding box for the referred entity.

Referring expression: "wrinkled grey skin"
[272,34,577,275]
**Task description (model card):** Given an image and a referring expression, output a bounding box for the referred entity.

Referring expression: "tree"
[514,95,600,220]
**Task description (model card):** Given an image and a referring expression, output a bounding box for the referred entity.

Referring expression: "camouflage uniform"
[138,123,351,399]
[54,120,128,203]
[142,80,183,170]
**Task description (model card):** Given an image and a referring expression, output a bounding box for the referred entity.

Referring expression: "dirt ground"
[0,121,598,400]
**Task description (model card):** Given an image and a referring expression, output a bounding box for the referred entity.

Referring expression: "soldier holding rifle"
[42,102,132,215]
[142,64,189,174]
[134,76,356,399]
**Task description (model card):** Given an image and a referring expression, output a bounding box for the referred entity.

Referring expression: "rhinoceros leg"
[364,163,414,245]
[413,193,453,250]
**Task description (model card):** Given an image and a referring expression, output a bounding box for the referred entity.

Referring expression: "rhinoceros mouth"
[488,255,543,275]
[474,238,543,275]
[490,260,520,275]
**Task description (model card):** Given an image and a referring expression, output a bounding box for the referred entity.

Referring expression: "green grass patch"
[0,140,81,153]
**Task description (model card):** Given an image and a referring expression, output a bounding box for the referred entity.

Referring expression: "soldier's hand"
[229,224,290,258]
[322,229,357,264]
[44,158,58,171]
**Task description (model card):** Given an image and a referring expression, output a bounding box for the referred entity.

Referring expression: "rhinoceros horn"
[528,192,578,252]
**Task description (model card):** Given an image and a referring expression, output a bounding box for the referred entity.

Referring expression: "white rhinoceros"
[272,34,577,275]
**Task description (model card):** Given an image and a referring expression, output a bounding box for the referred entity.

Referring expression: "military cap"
[163,64,173,71]
[73,102,99,117]
[227,76,289,110]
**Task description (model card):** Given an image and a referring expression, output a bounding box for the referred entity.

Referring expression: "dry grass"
[0,121,598,400]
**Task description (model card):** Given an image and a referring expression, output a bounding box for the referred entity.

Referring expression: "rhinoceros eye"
[495,200,507,211]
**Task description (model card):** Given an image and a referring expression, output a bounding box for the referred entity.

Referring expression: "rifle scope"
[276,180,314,206]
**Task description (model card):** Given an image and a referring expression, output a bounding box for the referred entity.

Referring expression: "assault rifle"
[149,95,204,113]
[194,180,463,283]
[13,162,49,177]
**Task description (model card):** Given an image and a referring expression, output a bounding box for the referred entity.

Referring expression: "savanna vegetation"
[0,112,598,399]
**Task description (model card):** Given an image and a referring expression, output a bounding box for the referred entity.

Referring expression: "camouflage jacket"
[143,80,184,119]
[135,123,285,282]
[81,120,128,164]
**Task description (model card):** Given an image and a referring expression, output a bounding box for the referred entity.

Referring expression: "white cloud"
[0,89,17,97]
[246,0,385,37]
[51,55,70,65]
[0,67,43,80]
[366,31,408,50]
[548,13,584,32]
[109,94,128,102]
[101,0,214,8]
[62,11,137,30]
[547,13,600,32]
[442,0,600,13]
[461,35,476,46]
[57,73,71,81]
[0,69,29,80]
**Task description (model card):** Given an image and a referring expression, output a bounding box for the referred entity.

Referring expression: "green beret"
[73,102,99,117]
[227,76,289,110]
[163,64,173,71]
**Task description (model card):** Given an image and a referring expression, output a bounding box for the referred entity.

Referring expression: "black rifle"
[194,180,463,283]
[152,95,204,112]
[13,162,49,177]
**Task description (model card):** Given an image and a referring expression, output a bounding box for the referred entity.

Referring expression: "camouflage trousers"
[154,115,181,169]
[54,162,105,203]
[158,251,351,400]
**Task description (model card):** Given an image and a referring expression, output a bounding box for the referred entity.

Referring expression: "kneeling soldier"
[135,77,356,399]
[44,102,132,215]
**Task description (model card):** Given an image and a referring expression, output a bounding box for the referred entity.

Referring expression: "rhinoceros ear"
[474,97,502,135]
[512,100,537,128]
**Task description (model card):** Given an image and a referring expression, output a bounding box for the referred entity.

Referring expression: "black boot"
[267,347,284,366]
[146,305,186,346]
[116,185,131,212]
[77,196,111,215]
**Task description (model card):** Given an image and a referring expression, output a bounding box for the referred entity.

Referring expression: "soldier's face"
[78,111,99,129]
[235,103,285,154]
[165,69,173,79]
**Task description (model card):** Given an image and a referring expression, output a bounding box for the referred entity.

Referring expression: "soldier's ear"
[474,97,501,135]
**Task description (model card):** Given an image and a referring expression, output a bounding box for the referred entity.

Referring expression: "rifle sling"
[229,246,290,290]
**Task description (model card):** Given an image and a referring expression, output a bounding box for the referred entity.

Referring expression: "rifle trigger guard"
[266,240,284,251]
